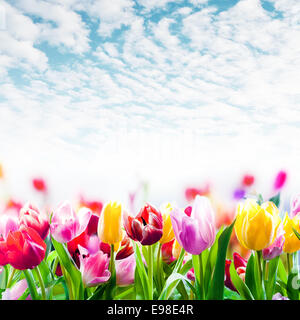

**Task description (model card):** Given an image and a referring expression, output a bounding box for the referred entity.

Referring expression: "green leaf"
[245,253,259,299]
[269,193,280,207]
[257,194,264,205]
[292,227,300,241]
[206,219,236,300]
[277,257,288,283]
[23,269,39,300]
[287,271,300,300]
[223,287,241,300]
[51,237,83,300]
[265,256,280,300]
[0,265,8,289]
[134,243,149,300]
[229,263,254,300]
[158,273,196,300]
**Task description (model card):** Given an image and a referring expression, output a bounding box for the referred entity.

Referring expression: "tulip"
[170,195,216,255]
[187,267,195,282]
[161,239,176,264]
[79,196,103,216]
[272,292,289,300]
[19,202,50,240]
[282,212,300,254]
[159,203,175,244]
[50,201,92,243]
[116,253,136,286]
[123,203,163,246]
[274,170,287,191]
[234,199,281,251]
[242,174,255,187]
[233,188,246,201]
[225,253,247,292]
[0,163,3,179]
[98,201,123,245]
[32,178,47,193]
[0,226,46,270]
[0,213,19,240]
[290,194,300,218]
[2,279,31,300]
[185,184,210,202]
[262,223,285,260]
[78,245,111,287]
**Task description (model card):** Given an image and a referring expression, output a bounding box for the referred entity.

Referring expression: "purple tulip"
[272,292,289,300]
[170,195,216,255]
[290,194,300,218]
[262,224,285,260]
[50,201,92,243]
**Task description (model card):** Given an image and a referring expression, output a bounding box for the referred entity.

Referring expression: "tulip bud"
[123,203,163,246]
[159,203,175,244]
[234,199,281,251]
[98,201,123,245]
[0,226,46,270]
[78,245,111,287]
[170,195,216,255]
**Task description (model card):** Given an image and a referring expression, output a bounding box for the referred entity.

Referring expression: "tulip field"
[0,167,300,301]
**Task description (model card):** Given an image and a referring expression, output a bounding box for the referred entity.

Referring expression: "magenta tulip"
[50,201,92,243]
[170,195,216,255]
[78,245,111,287]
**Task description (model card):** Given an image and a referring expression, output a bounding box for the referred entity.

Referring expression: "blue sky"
[0,0,299,207]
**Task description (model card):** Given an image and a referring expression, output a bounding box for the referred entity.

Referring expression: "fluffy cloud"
[0,0,300,205]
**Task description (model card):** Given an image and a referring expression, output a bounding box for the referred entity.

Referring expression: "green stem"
[199,252,205,300]
[106,244,116,300]
[6,268,17,288]
[23,269,39,300]
[148,244,154,300]
[35,266,46,300]
[156,243,162,293]
[256,250,265,300]
[287,253,292,274]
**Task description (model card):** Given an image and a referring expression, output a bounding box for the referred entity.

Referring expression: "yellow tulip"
[98,201,123,245]
[234,199,280,251]
[172,238,182,259]
[0,164,3,179]
[159,203,175,244]
[282,212,300,253]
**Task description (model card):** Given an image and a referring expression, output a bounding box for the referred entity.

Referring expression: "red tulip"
[242,175,255,187]
[79,196,103,216]
[123,203,163,246]
[185,184,210,202]
[0,226,46,270]
[32,178,47,193]
[225,252,247,292]
[19,202,50,240]
[274,170,287,190]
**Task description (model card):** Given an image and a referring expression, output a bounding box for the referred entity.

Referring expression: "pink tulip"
[290,194,300,218]
[19,202,50,240]
[262,224,285,260]
[50,201,92,243]
[116,253,136,286]
[170,195,216,255]
[78,245,111,287]
[0,213,19,240]
[274,170,287,190]
[2,279,31,300]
